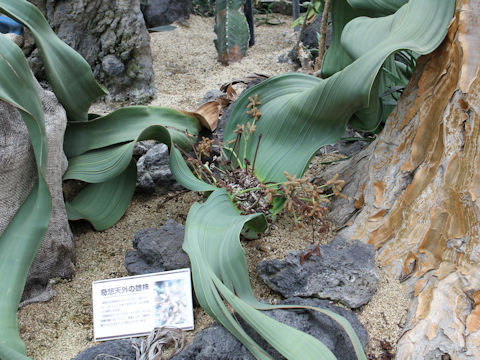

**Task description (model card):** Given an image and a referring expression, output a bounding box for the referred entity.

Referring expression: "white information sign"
[92,268,194,341]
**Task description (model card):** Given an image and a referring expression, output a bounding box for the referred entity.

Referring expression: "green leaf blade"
[224,0,455,183]
[347,0,407,16]
[63,142,135,183]
[0,35,51,356]
[64,106,201,158]
[169,146,218,192]
[0,344,32,360]
[63,111,210,229]
[64,124,175,183]
[183,189,366,359]
[66,160,137,231]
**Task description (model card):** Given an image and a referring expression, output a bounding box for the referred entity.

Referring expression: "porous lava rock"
[257,236,379,308]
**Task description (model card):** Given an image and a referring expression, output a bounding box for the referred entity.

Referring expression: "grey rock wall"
[25,0,156,104]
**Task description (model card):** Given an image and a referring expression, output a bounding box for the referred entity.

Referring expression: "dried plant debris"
[367,339,395,359]
[180,93,346,245]
[220,73,270,93]
[134,327,185,360]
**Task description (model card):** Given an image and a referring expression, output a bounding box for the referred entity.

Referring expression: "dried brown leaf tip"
[195,101,222,131]
[226,84,237,101]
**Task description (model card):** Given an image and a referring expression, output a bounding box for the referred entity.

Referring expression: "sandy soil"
[18,14,408,360]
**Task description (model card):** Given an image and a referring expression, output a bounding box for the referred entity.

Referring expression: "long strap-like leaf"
[0,35,51,358]
[321,0,360,77]
[63,115,215,230]
[0,344,31,360]
[183,189,366,359]
[224,0,455,183]
[347,0,407,16]
[63,106,201,158]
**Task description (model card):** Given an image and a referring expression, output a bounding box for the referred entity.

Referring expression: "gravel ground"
[17,14,408,360]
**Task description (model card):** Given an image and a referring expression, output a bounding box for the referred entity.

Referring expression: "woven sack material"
[0,80,74,303]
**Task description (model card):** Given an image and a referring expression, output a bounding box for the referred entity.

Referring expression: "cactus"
[214,0,250,65]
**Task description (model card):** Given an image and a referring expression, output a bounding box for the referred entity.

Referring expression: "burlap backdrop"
[0,79,74,303]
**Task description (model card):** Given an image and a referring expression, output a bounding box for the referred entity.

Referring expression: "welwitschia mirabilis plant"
[0,0,455,359]
[223,0,454,182]
[179,0,454,359]
[62,106,203,230]
[182,188,366,359]
[214,0,250,64]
